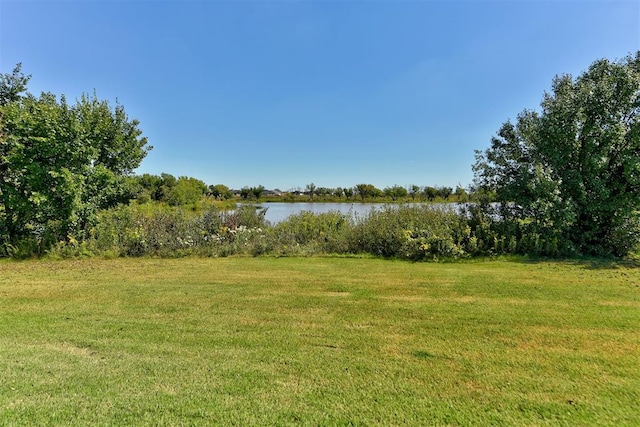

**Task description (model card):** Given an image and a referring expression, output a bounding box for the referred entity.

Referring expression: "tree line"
[129,174,469,204]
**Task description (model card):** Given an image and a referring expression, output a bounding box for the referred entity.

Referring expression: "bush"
[268,211,352,255]
[17,199,627,261]
[84,203,269,257]
[348,205,473,259]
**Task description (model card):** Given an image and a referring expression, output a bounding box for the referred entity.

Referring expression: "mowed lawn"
[0,257,638,426]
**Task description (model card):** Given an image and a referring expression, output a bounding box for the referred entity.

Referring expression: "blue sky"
[1,0,638,191]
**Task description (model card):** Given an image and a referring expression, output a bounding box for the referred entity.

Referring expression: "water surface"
[254,202,458,224]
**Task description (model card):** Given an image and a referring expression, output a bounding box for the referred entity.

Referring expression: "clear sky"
[1,0,638,191]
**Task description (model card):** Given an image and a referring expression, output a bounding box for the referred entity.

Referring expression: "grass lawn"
[0,257,638,425]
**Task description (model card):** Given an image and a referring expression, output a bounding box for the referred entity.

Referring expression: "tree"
[0,63,30,106]
[438,186,453,201]
[383,185,408,201]
[409,185,421,201]
[473,53,640,256]
[251,185,265,200]
[166,176,207,206]
[0,64,151,254]
[355,184,381,200]
[306,182,316,200]
[454,185,468,202]
[239,187,252,200]
[208,184,232,200]
[135,173,164,202]
[422,186,438,201]
[343,187,354,199]
[316,187,331,198]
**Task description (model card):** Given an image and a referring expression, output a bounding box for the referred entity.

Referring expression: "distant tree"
[240,187,252,200]
[343,187,354,199]
[333,187,344,198]
[409,185,421,201]
[438,186,453,201]
[158,173,177,202]
[384,185,408,201]
[454,185,468,202]
[166,177,207,206]
[355,184,382,200]
[316,187,331,198]
[208,184,233,200]
[134,173,164,202]
[422,186,438,201]
[306,182,316,200]
[251,185,265,200]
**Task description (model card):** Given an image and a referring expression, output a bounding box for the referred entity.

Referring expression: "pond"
[251,202,459,224]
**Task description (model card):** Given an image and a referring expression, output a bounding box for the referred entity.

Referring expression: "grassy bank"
[1,257,638,425]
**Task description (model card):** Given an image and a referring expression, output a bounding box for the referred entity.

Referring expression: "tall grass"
[46,203,488,260]
[24,202,638,260]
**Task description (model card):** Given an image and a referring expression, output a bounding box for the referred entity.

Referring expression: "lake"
[252,202,459,224]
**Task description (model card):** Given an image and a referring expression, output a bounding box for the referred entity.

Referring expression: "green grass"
[1,257,638,425]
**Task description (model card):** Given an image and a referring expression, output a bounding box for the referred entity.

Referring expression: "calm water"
[253,202,458,224]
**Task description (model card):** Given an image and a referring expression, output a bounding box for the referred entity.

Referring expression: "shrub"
[348,204,472,259]
[268,211,352,255]
[83,203,270,258]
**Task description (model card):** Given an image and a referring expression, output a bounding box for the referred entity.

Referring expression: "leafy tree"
[133,173,164,202]
[316,187,331,198]
[438,186,453,201]
[251,185,265,200]
[422,186,438,201]
[409,185,421,201]
[306,182,316,200]
[166,176,207,206]
[0,63,30,106]
[240,187,252,200]
[383,185,408,201]
[355,184,382,200]
[343,187,354,199]
[0,64,150,254]
[473,53,640,256]
[158,173,177,202]
[454,185,468,202]
[208,184,233,200]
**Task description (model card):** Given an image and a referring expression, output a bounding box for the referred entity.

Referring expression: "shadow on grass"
[505,254,640,270]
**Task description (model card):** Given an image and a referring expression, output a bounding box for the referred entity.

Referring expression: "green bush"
[268,211,352,255]
[83,203,269,257]
[20,199,632,260]
[348,205,472,259]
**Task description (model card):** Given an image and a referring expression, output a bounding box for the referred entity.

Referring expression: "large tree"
[0,65,151,254]
[473,53,640,256]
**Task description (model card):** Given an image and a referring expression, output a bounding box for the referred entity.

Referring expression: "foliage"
[80,203,267,257]
[208,183,233,200]
[474,53,640,256]
[0,63,30,106]
[268,210,352,255]
[251,185,265,200]
[383,185,408,201]
[347,204,473,259]
[165,176,207,206]
[355,183,383,200]
[0,65,150,255]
